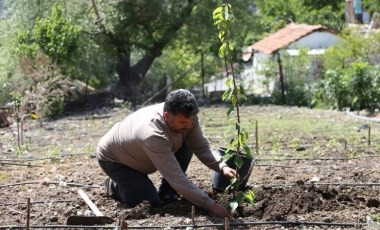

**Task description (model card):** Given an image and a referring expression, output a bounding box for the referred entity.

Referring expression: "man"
[96,89,236,218]
[353,0,363,23]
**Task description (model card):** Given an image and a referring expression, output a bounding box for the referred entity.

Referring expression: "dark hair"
[164,89,199,117]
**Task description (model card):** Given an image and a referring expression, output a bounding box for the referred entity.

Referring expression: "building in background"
[205,23,339,99]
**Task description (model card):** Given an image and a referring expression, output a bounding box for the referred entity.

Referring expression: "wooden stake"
[368,125,371,146]
[224,217,229,230]
[191,205,195,226]
[255,119,259,155]
[119,216,128,230]
[344,139,347,150]
[26,198,30,230]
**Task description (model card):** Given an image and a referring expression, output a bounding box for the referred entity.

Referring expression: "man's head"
[163,89,199,133]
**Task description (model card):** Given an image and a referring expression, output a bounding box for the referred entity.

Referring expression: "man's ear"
[163,112,170,122]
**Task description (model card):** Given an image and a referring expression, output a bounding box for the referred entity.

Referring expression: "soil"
[0,102,380,230]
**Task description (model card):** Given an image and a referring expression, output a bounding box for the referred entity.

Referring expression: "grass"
[1,105,379,160]
[199,105,380,159]
[0,172,9,181]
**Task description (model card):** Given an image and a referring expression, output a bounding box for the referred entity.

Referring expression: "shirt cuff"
[218,162,227,173]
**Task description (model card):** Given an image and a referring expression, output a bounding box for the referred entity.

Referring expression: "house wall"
[288,32,339,49]
[247,32,339,96]
[204,31,340,98]
[245,53,274,96]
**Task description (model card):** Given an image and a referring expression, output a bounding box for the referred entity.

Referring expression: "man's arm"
[210,202,232,218]
[143,135,217,210]
[185,119,228,172]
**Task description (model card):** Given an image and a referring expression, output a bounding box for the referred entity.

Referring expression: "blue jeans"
[98,143,193,207]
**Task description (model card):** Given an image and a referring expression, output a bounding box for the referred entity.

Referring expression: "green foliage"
[213,3,251,159]
[17,3,81,64]
[314,61,380,111]
[255,0,345,33]
[271,84,310,106]
[227,186,255,213]
[0,0,344,103]
[347,61,379,111]
[258,49,318,107]
[326,28,380,69]
[1,0,349,105]
[314,28,380,111]
[372,213,380,222]
[363,0,380,14]
[213,3,254,214]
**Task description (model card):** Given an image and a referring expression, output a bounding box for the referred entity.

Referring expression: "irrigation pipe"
[255,182,380,188]
[0,200,73,206]
[0,221,367,229]
[314,182,380,187]
[0,153,97,162]
[0,162,39,167]
[256,155,380,162]
[255,164,292,168]
[346,108,380,123]
[0,225,117,229]
[0,181,100,188]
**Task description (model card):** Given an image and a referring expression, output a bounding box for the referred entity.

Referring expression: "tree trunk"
[111,0,196,104]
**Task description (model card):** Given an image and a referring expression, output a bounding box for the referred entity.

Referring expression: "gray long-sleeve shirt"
[96,103,225,210]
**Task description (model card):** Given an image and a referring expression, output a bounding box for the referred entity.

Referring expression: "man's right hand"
[209,202,232,219]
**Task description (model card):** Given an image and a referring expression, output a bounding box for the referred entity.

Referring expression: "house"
[205,23,340,99]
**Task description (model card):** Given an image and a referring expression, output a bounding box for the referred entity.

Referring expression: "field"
[0,105,380,229]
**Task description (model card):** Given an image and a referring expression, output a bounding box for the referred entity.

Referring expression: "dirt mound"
[111,183,379,223]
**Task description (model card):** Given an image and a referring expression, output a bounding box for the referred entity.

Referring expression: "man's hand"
[209,202,232,218]
[221,166,238,180]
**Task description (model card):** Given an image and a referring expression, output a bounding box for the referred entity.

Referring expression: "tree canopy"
[0,0,355,109]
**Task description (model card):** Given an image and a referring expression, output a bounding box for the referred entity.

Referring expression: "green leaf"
[224,11,229,20]
[231,96,237,106]
[212,7,223,19]
[218,43,227,58]
[235,122,241,132]
[225,177,238,192]
[235,191,245,203]
[226,106,234,117]
[221,152,233,163]
[244,190,255,205]
[234,154,243,168]
[229,201,238,213]
[242,144,252,159]
[229,43,234,51]
[213,19,223,27]
[218,31,225,41]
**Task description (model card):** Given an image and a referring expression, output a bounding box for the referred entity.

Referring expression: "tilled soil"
[0,105,380,229]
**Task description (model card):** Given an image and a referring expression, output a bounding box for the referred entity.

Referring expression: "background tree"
[1,0,258,106]
[1,0,363,110]
[254,0,345,36]
[313,28,380,111]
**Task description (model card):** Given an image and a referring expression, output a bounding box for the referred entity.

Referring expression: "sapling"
[212,3,255,213]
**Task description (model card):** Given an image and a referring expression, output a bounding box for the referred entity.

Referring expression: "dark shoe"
[158,192,181,203]
[104,177,113,197]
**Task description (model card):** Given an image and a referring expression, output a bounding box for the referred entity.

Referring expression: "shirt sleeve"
[142,135,216,210]
[185,119,227,172]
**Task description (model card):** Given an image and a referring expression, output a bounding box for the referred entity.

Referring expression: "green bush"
[313,61,380,111]
[270,84,310,107]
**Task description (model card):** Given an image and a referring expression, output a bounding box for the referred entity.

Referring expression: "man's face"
[164,112,193,133]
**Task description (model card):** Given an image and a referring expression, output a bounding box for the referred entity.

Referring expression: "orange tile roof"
[251,23,333,55]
